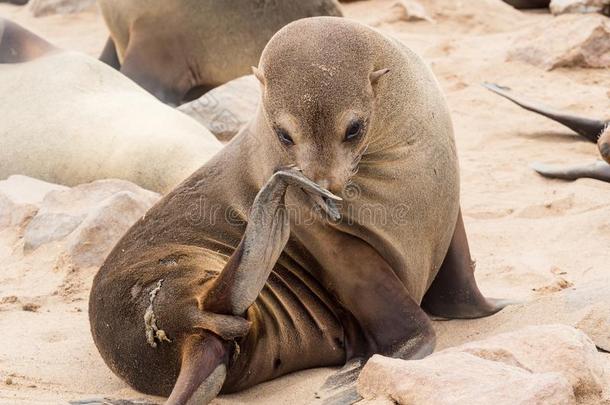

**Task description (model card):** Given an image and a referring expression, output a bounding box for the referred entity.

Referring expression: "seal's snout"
[312,176,343,196]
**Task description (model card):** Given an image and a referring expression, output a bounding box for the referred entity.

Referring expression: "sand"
[1,0,609,404]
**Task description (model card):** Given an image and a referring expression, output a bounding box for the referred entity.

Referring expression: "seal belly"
[223,260,347,392]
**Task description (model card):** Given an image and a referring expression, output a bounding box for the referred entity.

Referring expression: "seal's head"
[253,17,389,195]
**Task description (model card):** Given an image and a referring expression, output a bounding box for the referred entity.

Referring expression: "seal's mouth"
[308,193,341,222]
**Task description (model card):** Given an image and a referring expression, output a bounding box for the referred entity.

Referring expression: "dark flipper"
[502,0,550,8]
[532,161,610,183]
[0,0,30,5]
[422,209,511,319]
[318,359,364,405]
[165,335,228,405]
[0,18,56,63]
[99,36,120,70]
[483,82,607,143]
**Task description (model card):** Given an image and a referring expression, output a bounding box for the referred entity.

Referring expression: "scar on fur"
[144,279,172,348]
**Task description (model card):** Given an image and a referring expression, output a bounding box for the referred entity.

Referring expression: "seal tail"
[483,82,607,143]
[165,333,229,405]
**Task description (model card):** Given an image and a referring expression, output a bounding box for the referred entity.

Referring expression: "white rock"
[550,0,610,15]
[359,352,574,405]
[65,191,155,268]
[28,0,97,17]
[447,325,604,399]
[574,302,610,353]
[179,75,260,142]
[22,179,159,267]
[0,175,67,229]
[371,0,434,26]
[359,325,604,405]
[23,212,84,250]
[507,14,610,70]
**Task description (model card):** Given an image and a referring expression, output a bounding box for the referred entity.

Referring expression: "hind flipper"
[532,161,610,183]
[165,334,228,405]
[99,36,120,69]
[483,82,607,143]
[0,18,56,63]
[422,209,513,319]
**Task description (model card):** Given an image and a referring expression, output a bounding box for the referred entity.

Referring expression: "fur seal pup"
[96,0,343,105]
[0,19,222,193]
[484,83,610,183]
[90,17,507,405]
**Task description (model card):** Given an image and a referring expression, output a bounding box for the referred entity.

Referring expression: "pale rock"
[507,14,610,70]
[359,325,604,405]
[0,175,67,229]
[550,0,610,15]
[447,325,604,399]
[22,179,159,267]
[358,352,574,405]
[28,0,97,17]
[179,75,260,142]
[65,191,154,268]
[574,302,610,353]
[371,0,434,26]
[24,212,84,250]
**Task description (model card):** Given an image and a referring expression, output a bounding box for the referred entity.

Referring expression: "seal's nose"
[600,142,610,164]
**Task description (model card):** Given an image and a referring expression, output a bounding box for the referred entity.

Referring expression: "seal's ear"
[369,68,390,85]
[252,66,265,86]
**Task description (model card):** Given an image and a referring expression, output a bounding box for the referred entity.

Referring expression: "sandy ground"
[1,0,609,404]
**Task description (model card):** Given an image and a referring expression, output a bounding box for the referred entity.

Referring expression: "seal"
[0,18,56,63]
[0,19,222,193]
[484,83,610,183]
[96,0,343,105]
[89,17,507,405]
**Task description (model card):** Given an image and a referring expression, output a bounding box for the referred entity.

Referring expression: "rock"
[507,14,610,70]
[574,303,610,352]
[0,175,67,206]
[22,179,159,267]
[178,75,260,142]
[359,352,574,405]
[24,212,84,250]
[447,325,604,399]
[358,325,604,405]
[28,0,97,17]
[371,0,434,25]
[65,191,156,268]
[0,175,67,229]
[550,0,610,15]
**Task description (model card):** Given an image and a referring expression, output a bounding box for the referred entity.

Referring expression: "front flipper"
[162,168,341,405]
[422,209,512,319]
[483,82,607,143]
[531,161,610,183]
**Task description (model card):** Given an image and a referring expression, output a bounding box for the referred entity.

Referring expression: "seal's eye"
[344,120,363,142]
[276,128,294,146]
